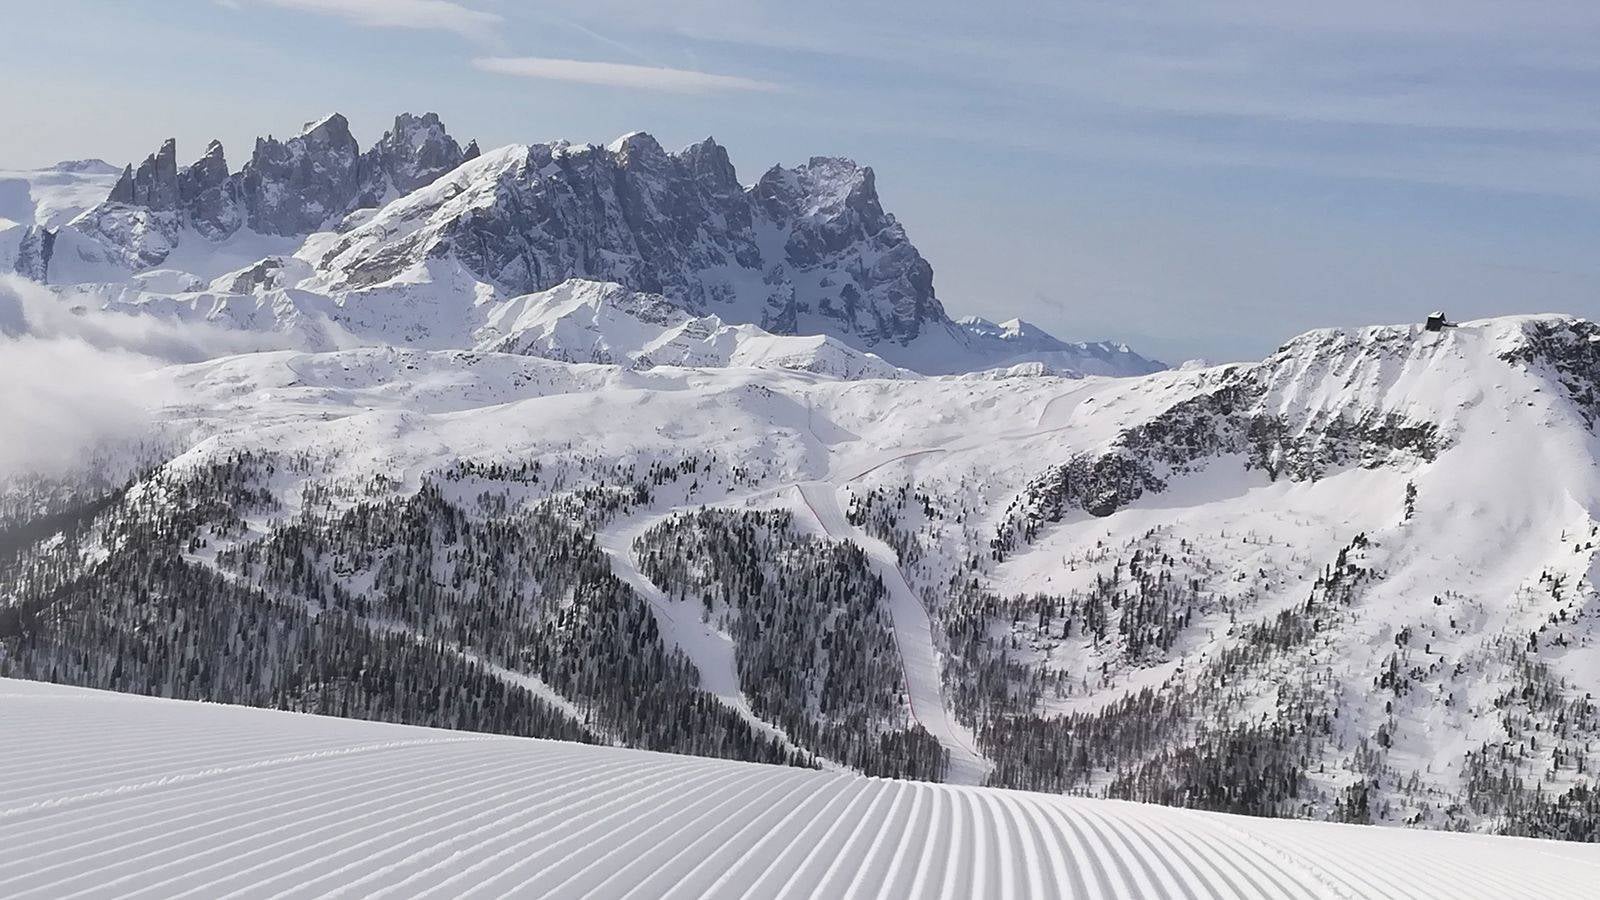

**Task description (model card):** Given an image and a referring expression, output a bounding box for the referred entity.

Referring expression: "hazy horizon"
[3,0,1597,362]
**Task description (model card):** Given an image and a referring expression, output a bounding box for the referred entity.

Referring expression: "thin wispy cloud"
[241,0,501,42]
[473,56,781,94]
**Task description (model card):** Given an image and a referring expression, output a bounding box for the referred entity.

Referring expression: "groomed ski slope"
[5,679,1600,899]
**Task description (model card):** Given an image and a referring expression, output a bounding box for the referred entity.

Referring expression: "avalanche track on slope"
[4,678,1598,899]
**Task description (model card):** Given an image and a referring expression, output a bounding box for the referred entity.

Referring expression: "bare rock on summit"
[102,137,235,239]
[238,113,362,236]
[107,138,179,211]
[178,140,239,239]
[354,112,471,208]
[754,157,936,343]
[321,133,949,351]
[92,111,473,244]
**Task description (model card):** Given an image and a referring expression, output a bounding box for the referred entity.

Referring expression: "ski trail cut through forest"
[796,481,990,784]
[594,509,822,766]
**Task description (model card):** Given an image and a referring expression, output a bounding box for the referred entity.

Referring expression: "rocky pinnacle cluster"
[106,113,478,239]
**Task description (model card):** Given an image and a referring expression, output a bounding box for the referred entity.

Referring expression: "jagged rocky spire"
[178,140,238,238]
[354,112,472,209]
[237,113,362,236]
[100,112,475,239]
[107,138,179,210]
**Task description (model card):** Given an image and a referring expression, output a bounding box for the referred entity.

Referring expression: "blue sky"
[3,0,1598,361]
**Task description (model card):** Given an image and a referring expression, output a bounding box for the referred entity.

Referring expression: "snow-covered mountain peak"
[673,136,742,197]
[296,112,352,141]
[938,314,1165,376]
[49,158,121,175]
[959,315,1057,344]
[1174,313,1594,448]
[357,112,473,203]
[605,130,668,161]
[240,113,360,236]
[604,130,646,152]
[1258,314,1587,414]
[754,156,881,225]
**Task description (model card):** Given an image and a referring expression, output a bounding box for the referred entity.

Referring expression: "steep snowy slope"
[0,160,124,279]
[6,678,1599,899]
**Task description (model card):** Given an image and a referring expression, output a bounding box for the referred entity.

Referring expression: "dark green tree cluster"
[942,535,1218,732]
[975,536,1368,814]
[636,508,947,780]
[1107,723,1313,818]
[1461,638,1600,839]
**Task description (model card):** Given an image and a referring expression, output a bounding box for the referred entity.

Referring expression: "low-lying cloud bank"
[0,276,293,478]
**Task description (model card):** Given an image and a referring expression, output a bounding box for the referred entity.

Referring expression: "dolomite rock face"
[178,140,238,239]
[318,132,950,351]
[107,138,178,211]
[353,112,471,208]
[237,113,362,236]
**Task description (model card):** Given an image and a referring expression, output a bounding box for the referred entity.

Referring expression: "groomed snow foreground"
[4,680,1599,899]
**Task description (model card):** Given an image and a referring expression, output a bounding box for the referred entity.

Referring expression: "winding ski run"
[6,679,1600,899]
[796,481,989,784]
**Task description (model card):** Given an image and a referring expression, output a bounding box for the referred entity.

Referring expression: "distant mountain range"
[0,112,1163,377]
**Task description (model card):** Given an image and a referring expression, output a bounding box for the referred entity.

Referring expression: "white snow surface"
[5,677,1598,899]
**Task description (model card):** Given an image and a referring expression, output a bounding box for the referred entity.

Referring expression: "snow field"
[5,678,1600,899]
